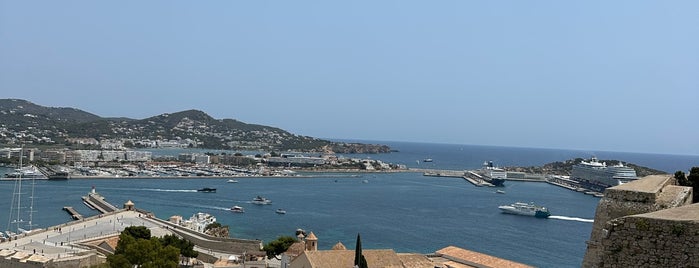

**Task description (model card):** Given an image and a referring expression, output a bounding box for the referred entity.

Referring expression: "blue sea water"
[1,142,698,267]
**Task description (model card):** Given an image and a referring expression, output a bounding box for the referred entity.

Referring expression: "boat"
[496,190,506,194]
[252,196,272,205]
[423,158,433,162]
[227,179,239,183]
[230,206,245,213]
[570,157,638,192]
[475,161,506,187]
[3,165,47,180]
[197,188,216,193]
[498,202,550,218]
[276,208,287,214]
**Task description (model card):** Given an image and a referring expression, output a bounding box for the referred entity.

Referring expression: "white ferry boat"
[498,202,550,218]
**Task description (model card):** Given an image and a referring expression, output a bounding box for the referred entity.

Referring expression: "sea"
[1,141,698,267]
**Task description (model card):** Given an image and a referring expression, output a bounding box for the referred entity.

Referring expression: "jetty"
[422,169,495,187]
[81,186,118,214]
[62,207,83,220]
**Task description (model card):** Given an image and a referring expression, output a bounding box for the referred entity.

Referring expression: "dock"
[464,171,494,187]
[422,170,494,187]
[81,187,118,214]
[62,207,83,220]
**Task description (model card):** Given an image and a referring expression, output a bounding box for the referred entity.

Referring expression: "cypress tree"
[354,233,368,268]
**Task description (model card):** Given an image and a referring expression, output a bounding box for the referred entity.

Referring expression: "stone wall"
[582,175,694,267]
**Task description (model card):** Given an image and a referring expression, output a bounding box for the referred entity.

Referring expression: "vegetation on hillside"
[0,99,391,153]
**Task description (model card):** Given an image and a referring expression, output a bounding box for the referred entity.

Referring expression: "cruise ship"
[475,161,506,186]
[570,157,637,192]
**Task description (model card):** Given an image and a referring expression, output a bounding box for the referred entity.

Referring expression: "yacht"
[230,206,245,213]
[498,202,550,218]
[252,196,272,205]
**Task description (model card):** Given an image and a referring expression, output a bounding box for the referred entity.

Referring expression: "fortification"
[582,175,695,267]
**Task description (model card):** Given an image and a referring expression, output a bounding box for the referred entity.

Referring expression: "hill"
[0,99,390,153]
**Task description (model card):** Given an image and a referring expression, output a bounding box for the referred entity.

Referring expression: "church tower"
[305,232,318,251]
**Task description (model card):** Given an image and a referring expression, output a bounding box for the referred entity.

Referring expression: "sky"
[1,1,697,155]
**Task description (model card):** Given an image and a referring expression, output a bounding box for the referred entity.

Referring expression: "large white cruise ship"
[570,157,637,192]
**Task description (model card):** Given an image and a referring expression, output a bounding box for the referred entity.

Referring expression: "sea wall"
[583,175,694,267]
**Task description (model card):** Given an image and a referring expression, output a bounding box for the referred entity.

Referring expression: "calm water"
[1,142,698,267]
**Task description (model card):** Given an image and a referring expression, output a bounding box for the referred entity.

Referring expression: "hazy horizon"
[2,1,697,155]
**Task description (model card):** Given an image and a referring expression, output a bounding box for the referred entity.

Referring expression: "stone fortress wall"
[583,175,697,267]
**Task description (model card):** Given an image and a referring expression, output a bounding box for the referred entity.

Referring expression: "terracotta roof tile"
[436,246,533,268]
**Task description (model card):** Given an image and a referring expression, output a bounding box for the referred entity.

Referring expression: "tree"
[689,167,699,203]
[263,235,297,259]
[122,226,151,240]
[354,233,368,268]
[675,171,689,186]
[108,226,185,268]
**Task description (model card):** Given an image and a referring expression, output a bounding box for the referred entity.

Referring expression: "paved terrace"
[0,208,262,266]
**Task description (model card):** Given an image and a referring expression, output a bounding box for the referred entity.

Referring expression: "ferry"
[252,196,272,205]
[498,202,550,218]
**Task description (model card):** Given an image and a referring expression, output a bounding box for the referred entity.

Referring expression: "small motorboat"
[227,179,239,183]
[230,206,245,213]
[496,190,506,194]
[197,188,216,193]
[252,196,272,205]
[276,208,287,214]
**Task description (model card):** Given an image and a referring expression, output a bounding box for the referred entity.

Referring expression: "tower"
[305,231,317,251]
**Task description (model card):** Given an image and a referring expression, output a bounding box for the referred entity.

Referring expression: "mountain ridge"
[0,99,391,153]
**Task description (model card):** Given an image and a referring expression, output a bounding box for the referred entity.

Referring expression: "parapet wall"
[582,175,694,267]
[598,205,699,267]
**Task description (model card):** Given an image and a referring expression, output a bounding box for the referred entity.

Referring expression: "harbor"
[419,168,606,197]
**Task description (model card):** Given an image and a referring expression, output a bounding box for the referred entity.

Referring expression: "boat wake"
[549,215,594,223]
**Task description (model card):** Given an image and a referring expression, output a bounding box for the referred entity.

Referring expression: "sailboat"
[5,147,38,237]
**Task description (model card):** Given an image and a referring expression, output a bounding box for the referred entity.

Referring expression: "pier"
[62,207,83,220]
[81,187,118,214]
[422,169,495,187]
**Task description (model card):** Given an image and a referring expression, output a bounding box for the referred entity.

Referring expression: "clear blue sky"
[1,1,697,155]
